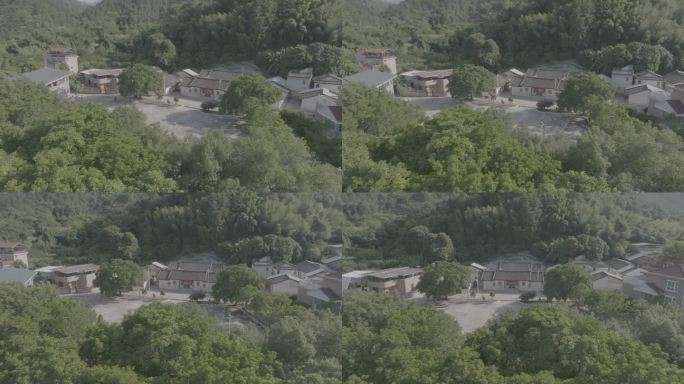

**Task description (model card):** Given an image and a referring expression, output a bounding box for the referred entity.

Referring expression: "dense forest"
[0,283,342,384]
[343,84,684,192]
[0,0,355,74]
[343,290,684,384]
[342,0,684,72]
[343,193,684,269]
[0,80,340,192]
[0,193,345,267]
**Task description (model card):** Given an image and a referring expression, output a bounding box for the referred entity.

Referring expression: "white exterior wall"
[482,280,543,292]
[300,97,319,114]
[635,78,664,88]
[286,77,311,92]
[268,279,300,297]
[627,91,651,110]
[315,82,341,92]
[611,74,634,92]
[593,277,623,290]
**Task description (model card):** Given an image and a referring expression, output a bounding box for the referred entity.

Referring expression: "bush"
[520,292,536,302]
[189,292,207,302]
[201,100,219,111]
[537,100,555,110]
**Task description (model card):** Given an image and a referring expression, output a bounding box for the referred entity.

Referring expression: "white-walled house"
[313,74,346,92]
[592,270,624,290]
[344,70,396,95]
[157,261,224,293]
[266,274,303,297]
[286,68,314,92]
[635,71,665,88]
[625,84,665,111]
[611,65,635,93]
[480,263,544,292]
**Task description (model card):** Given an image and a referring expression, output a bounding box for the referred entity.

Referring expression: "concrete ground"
[440,299,528,333]
[67,290,255,331]
[71,93,245,140]
[402,95,585,137]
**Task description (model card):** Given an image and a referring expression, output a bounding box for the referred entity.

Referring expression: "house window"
[626,77,629,81]
[547,89,552,94]
[638,80,642,84]
[666,280,679,293]
[665,295,677,304]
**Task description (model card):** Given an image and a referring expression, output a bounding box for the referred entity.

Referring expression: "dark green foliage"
[448,64,496,99]
[543,264,592,302]
[219,75,283,115]
[212,264,265,304]
[118,64,163,98]
[417,261,470,299]
[95,258,144,296]
[557,73,616,114]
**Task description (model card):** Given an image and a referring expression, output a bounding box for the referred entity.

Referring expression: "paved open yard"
[440,299,528,333]
[403,96,585,137]
[72,94,245,140]
[68,291,256,331]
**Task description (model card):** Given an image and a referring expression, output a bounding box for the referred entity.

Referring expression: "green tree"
[543,264,592,302]
[118,64,163,98]
[448,64,495,100]
[212,264,265,304]
[661,241,684,262]
[95,259,144,296]
[219,75,283,115]
[417,261,470,300]
[557,73,615,114]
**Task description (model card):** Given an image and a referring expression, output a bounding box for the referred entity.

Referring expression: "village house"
[79,68,123,94]
[356,48,398,74]
[648,83,684,120]
[266,273,303,297]
[625,84,666,111]
[664,70,684,91]
[0,242,29,268]
[511,68,571,100]
[18,68,70,96]
[296,272,342,311]
[640,262,684,307]
[342,270,376,290]
[179,77,229,100]
[363,267,423,296]
[611,65,636,93]
[313,74,346,92]
[252,257,303,279]
[635,70,665,88]
[611,65,666,93]
[480,263,544,292]
[286,68,314,92]
[157,261,225,293]
[591,270,624,290]
[45,264,100,294]
[399,69,453,97]
[495,68,525,95]
[344,70,396,95]
[44,47,79,74]
[0,268,37,286]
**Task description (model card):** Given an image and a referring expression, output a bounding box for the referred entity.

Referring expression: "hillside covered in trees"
[343,193,684,269]
[0,193,344,267]
[342,0,684,72]
[0,80,340,192]
[343,84,684,192]
[0,0,354,74]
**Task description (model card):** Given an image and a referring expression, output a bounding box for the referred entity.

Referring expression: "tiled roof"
[365,267,423,280]
[54,264,99,275]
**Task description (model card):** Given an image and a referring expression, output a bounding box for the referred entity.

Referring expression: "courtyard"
[402,95,586,138]
[68,290,257,332]
[72,93,245,140]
